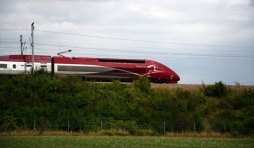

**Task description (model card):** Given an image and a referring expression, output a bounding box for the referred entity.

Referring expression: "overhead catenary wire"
[0,41,20,44]
[32,43,254,58]
[2,39,254,60]
[0,29,30,31]
[2,52,253,63]
[0,39,13,40]
[34,29,254,49]
[32,39,254,53]
[1,28,253,49]
[0,29,254,63]
[2,46,253,63]
[1,43,254,61]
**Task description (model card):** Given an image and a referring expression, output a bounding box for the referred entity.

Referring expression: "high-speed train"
[0,54,180,83]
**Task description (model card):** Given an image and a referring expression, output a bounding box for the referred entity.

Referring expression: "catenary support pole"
[20,35,23,55]
[31,22,34,73]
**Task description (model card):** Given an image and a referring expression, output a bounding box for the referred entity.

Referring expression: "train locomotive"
[0,54,180,83]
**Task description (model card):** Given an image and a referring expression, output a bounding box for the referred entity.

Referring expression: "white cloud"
[69,13,80,19]
[225,0,250,6]
[229,15,250,21]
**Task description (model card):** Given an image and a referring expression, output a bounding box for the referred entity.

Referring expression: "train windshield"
[157,64,163,70]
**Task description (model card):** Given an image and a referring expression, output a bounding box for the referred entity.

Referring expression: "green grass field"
[0,136,253,148]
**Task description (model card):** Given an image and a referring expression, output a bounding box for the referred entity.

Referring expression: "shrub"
[1,74,254,137]
[32,67,50,76]
[133,76,151,93]
[204,81,228,98]
[193,111,204,132]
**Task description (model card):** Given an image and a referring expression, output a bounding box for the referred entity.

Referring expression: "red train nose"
[167,69,180,83]
[174,73,180,81]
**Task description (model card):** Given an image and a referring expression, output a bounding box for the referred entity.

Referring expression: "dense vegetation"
[0,70,253,137]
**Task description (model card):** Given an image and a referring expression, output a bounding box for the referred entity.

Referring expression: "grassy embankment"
[0,70,253,137]
[1,136,254,148]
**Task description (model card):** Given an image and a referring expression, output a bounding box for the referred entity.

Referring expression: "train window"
[99,59,145,63]
[13,64,16,69]
[0,64,7,68]
[40,65,47,68]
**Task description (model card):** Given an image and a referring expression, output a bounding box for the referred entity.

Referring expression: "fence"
[7,117,252,135]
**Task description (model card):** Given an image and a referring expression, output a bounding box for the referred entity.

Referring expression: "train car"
[0,54,180,83]
[0,55,51,75]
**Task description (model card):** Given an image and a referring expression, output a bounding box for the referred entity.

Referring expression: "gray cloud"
[250,0,254,6]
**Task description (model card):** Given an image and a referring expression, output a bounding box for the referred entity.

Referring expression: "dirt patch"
[151,84,254,91]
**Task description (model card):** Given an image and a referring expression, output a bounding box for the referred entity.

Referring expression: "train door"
[10,62,18,74]
[24,62,32,74]
[145,64,149,77]
[145,64,152,78]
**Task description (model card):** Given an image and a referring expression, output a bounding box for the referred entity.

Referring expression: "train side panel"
[0,55,180,83]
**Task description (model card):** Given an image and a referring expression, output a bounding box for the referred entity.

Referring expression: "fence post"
[224,122,226,133]
[101,120,103,131]
[194,122,196,133]
[164,121,166,135]
[68,119,70,132]
[32,119,37,132]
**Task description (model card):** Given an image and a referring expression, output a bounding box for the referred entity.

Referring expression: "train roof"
[0,55,51,62]
[0,55,51,60]
[0,54,152,64]
[53,56,147,64]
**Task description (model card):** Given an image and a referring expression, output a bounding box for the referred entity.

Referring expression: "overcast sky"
[0,0,254,85]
